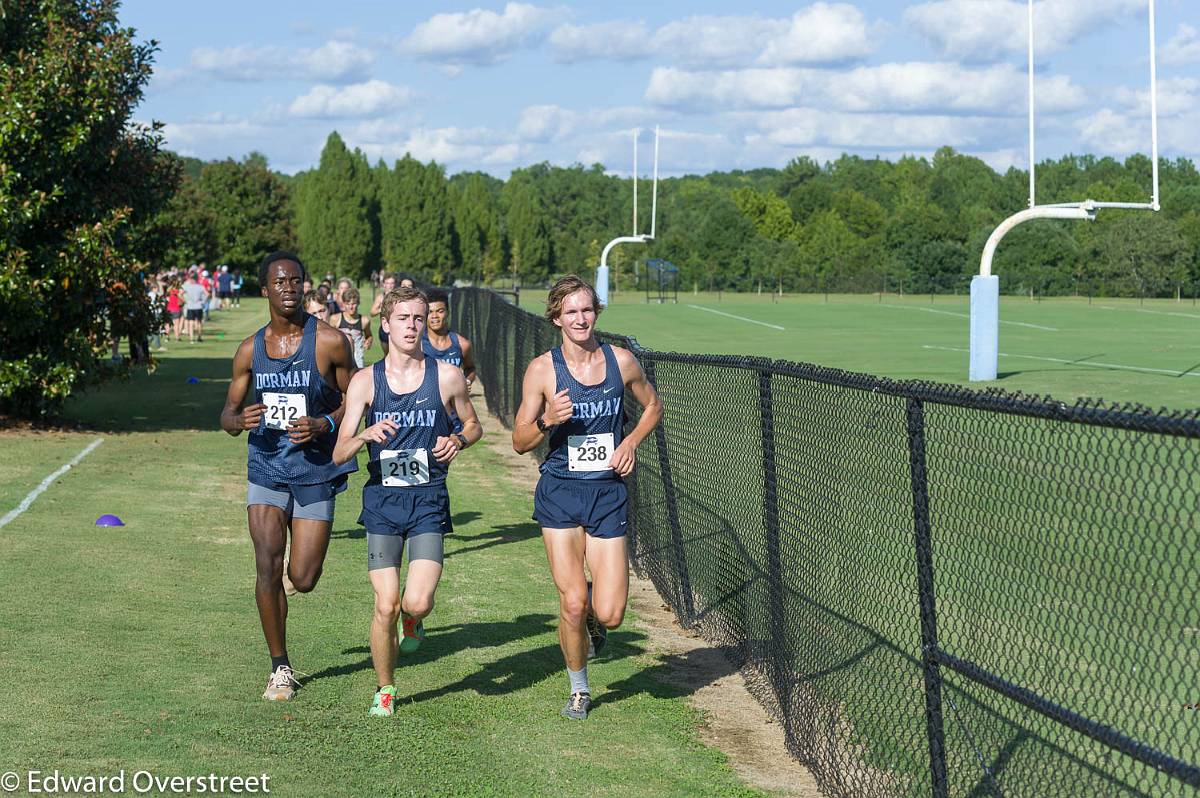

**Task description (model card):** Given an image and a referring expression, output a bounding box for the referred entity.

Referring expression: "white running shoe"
[262,665,303,701]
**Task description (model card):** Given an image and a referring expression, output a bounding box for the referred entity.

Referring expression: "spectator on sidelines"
[330,288,372,368]
[166,279,184,342]
[217,265,234,310]
[511,274,663,721]
[182,271,208,343]
[370,273,395,356]
[232,269,244,308]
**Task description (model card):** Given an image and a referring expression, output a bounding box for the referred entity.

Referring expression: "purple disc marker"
[95,514,125,527]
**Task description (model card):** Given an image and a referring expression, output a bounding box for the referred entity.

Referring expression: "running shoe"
[561,691,591,720]
[586,583,607,659]
[368,685,397,717]
[262,665,303,701]
[399,615,424,654]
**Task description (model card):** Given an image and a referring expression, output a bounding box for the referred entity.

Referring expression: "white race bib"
[568,433,614,472]
[381,448,430,487]
[262,392,308,430]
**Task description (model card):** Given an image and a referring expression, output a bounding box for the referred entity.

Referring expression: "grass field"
[515,291,1200,411]
[0,299,767,798]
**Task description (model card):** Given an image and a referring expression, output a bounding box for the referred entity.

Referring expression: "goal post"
[968,0,1160,381]
[597,126,659,306]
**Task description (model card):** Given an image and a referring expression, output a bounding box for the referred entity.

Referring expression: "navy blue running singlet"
[247,313,355,492]
[421,331,463,367]
[541,344,624,481]
[365,358,452,488]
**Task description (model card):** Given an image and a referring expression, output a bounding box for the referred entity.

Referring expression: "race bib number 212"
[262,392,307,430]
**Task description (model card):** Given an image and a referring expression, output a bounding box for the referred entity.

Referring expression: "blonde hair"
[380,287,428,321]
[544,274,602,322]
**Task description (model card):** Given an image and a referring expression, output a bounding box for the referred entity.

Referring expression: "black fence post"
[760,370,787,714]
[642,358,695,623]
[907,398,949,798]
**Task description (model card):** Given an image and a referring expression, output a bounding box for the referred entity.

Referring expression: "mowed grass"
[517,291,1200,411]
[0,298,763,798]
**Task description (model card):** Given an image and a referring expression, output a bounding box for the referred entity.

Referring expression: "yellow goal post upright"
[597,126,659,306]
[969,0,1161,381]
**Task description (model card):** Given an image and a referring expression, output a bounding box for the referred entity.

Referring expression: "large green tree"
[197,153,294,271]
[1,0,179,417]
[295,132,374,280]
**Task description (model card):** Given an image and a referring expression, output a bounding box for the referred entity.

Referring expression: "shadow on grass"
[597,643,742,716]
[64,352,237,432]
[305,612,562,685]
[445,520,541,560]
[400,621,648,705]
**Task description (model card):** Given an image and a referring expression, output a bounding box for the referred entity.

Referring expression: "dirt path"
[474,402,824,798]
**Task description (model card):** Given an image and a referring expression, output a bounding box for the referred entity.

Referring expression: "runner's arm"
[432,365,482,463]
[332,369,374,464]
[291,326,357,444]
[458,334,476,386]
[361,315,373,349]
[608,349,662,477]
[513,355,570,454]
[219,338,264,436]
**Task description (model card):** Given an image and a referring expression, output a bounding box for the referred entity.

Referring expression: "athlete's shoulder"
[455,331,472,347]
[234,333,257,360]
[314,319,349,348]
[348,363,375,389]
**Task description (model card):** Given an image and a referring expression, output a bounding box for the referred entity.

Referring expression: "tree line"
[163,133,1199,300]
[4,0,1197,417]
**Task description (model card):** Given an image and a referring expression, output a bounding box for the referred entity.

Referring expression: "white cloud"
[744,107,1003,150]
[646,62,1084,115]
[399,3,564,66]
[904,0,1143,62]
[517,105,578,142]
[758,3,875,65]
[1112,77,1198,118]
[548,21,650,63]
[190,40,374,83]
[1076,108,1200,159]
[1163,24,1200,67]
[289,80,414,118]
[653,16,784,67]
[347,123,521,168]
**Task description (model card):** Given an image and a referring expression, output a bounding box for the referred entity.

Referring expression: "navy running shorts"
[533,473,628,539]
[358,483,452,537]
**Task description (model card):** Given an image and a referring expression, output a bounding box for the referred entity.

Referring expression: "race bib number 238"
[262,392,308,430]
[568,433,614,472]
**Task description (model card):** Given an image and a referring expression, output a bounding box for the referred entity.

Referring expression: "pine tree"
[296,132,374,280]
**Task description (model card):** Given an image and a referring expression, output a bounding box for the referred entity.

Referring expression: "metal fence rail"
[452,286,1200,798]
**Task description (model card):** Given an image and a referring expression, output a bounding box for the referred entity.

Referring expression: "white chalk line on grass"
[1097,305,1200,320]
[0,437,104,529]
[685,304,785,330]
[880,304,1058,331]
[922,345,1200,378]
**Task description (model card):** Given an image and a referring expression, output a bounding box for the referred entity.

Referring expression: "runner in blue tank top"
[512,275,662,720]
[422,288,477,388]
[220,251,359,703]
[334,286,483,717]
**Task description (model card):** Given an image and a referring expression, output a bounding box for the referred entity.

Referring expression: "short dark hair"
[258,250,306,286]
[426,288,449,306]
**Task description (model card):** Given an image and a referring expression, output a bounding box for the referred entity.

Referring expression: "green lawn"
[0,298,764,798]
[517,291,1200,411]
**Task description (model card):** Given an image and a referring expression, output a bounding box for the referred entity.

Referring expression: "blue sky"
[124,1,1199,179]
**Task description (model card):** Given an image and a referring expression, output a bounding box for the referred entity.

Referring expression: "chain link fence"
[452,286,1200,798]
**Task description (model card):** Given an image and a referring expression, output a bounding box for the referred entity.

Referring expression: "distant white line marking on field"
[686,304,784,330]
[1097,305,1200,320]
[881,304,1058,331]
[0,438,104,529]
[922,346,1200,378]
